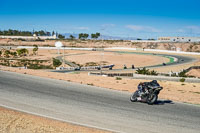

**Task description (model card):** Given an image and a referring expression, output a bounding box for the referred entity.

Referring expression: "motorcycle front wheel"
[130,91,138,102]
[147,93,158,105]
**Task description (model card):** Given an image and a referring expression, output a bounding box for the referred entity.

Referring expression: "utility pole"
[62,45,65,68]
[100,33,104,75]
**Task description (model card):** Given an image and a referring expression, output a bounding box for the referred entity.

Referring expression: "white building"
[158,37,200,42]
[0,34,57,40]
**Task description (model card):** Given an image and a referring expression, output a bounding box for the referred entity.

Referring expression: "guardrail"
[56,65,114,71]
[89,72,200,83]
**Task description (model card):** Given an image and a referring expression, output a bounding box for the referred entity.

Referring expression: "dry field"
[6,49,170,69]
[1,38,200,52]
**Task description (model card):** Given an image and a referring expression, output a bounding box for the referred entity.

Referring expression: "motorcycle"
[130,80,163,105]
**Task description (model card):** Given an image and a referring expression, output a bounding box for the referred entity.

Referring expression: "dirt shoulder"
[1,39,200,52]
[0,107,111,133]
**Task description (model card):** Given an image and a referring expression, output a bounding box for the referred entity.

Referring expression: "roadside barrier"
[89,72,200,83]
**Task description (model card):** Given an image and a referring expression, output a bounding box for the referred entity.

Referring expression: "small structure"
[158,37,200,42]
[55,41,63,54]
[0,34,57,40]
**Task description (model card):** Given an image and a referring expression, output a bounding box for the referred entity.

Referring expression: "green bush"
[16,48,29,56]
[149,70,158,76]
[178,70,187,77]
[116,77,122,80]
[136,68,149,75]
[180,78,185,82]
[28,64,53,69]
[4,50,10,58]
[53,58,62,67]
[33,45,38,55]
[136,68,158,75]
[10,51,17,57]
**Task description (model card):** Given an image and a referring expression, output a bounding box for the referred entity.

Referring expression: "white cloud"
[74,27,89,30]
[101,24,115,27]
[176,26,200,34]
[177,29,185,33]
[126,25,161,33]
[186,26,200,33]
[101,24,116,30]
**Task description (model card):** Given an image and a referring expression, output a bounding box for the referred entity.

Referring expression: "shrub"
[180,78,185,82]
[53,58,62,67]
[178,70,187,77]
[136,68,149,75]
[28,64,53,69]
[17,48,29,56]
[10,51,17,57]
[116,77,122,80]
[33,45,38,55]
[4,50,10,57]
[136,68,158,75]
[149,70,158,76]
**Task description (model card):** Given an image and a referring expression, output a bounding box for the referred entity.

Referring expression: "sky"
[0,0,200,39]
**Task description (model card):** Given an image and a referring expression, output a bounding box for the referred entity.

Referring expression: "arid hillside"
[1,38,200,52]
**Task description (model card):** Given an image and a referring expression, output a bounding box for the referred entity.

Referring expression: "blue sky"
[0,0,200,38]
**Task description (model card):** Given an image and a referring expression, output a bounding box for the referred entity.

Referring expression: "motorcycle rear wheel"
[147,94,158,105]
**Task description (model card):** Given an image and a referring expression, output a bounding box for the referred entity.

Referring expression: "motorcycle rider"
[137,82,145,96]
[137,80,158,96]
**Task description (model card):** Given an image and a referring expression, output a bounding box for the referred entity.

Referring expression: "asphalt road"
[0,70,200,133]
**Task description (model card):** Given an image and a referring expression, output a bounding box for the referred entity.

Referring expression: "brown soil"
[1,39,200,52]
[0,107,111,133]
[187,69,200,77]
[0,49,170,69]
[65,50,169,68]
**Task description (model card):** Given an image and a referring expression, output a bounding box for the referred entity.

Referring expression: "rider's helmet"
[152,80,157,83]
[138,82,143,91]
[151,80,159,86]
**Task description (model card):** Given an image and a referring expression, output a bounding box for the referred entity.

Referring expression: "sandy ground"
[1,39,200,52]
[65,51,169,68]
[0,107,111,133]
[23,49,169,69]
[187,69,200,77]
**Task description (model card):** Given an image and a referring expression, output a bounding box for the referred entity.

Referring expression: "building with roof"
[0,34,57,40]
[158,37,200,42]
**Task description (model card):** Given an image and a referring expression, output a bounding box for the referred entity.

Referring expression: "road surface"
[0,70,200,133]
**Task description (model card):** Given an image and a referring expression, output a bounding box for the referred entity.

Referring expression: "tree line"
[0,29,56,36]
[78,32,100,40]
[58,32,101,40]
[0,29,101,40]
